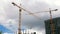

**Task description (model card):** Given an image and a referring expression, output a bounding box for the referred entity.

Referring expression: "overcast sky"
[0,0,60,34]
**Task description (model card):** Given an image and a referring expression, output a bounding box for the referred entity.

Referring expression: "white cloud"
[0,0,60,34]
[4,33,8,34]
[29,0,60,6]
[3,19,18,32]
[54,0,60,6]
[25,29,45,34]
[3,33,14,34]
[44,0,60,6]
[0,0,18,32]
[4,33,9,34]
[0,6,7,24]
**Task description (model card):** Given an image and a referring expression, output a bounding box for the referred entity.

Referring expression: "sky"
[0,25,12,33]
[0,25,14,34]
[0,0,60,34]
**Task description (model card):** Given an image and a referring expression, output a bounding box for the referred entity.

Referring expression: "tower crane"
[12,1,58,34]
[32,8,58,34]
[12,2,40,34]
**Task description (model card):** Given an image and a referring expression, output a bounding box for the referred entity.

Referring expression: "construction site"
[0,0,60,34]
[11,1,59,34]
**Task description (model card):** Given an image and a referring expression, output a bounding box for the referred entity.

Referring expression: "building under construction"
[45,17,60,34]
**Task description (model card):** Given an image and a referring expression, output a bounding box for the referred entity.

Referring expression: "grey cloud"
[21,2,50,31]
[2,0,60,34]
[4,2,19,19]
[21,1,60,32]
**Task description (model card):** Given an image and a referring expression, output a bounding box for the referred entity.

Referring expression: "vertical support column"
[49,8,55,34]
[18,8,22,34]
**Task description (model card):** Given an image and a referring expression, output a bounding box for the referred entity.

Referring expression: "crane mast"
[49,9,55,34]
[12,2,58,34]
[18,8,22,34]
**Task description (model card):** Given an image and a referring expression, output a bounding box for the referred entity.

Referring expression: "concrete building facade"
[45,17,60,34]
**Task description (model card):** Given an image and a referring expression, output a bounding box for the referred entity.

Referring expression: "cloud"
[20,0,60,34]
[4,33,8,34]
[22,0,50,30]
[3,33,14,34]
[0,0,60,34]
[54,0,60,6]
[0,0,48,33]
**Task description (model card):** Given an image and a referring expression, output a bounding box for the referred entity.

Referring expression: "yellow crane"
[33,8,58,34]
[12,2,40,34]
[12,1,58,34]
